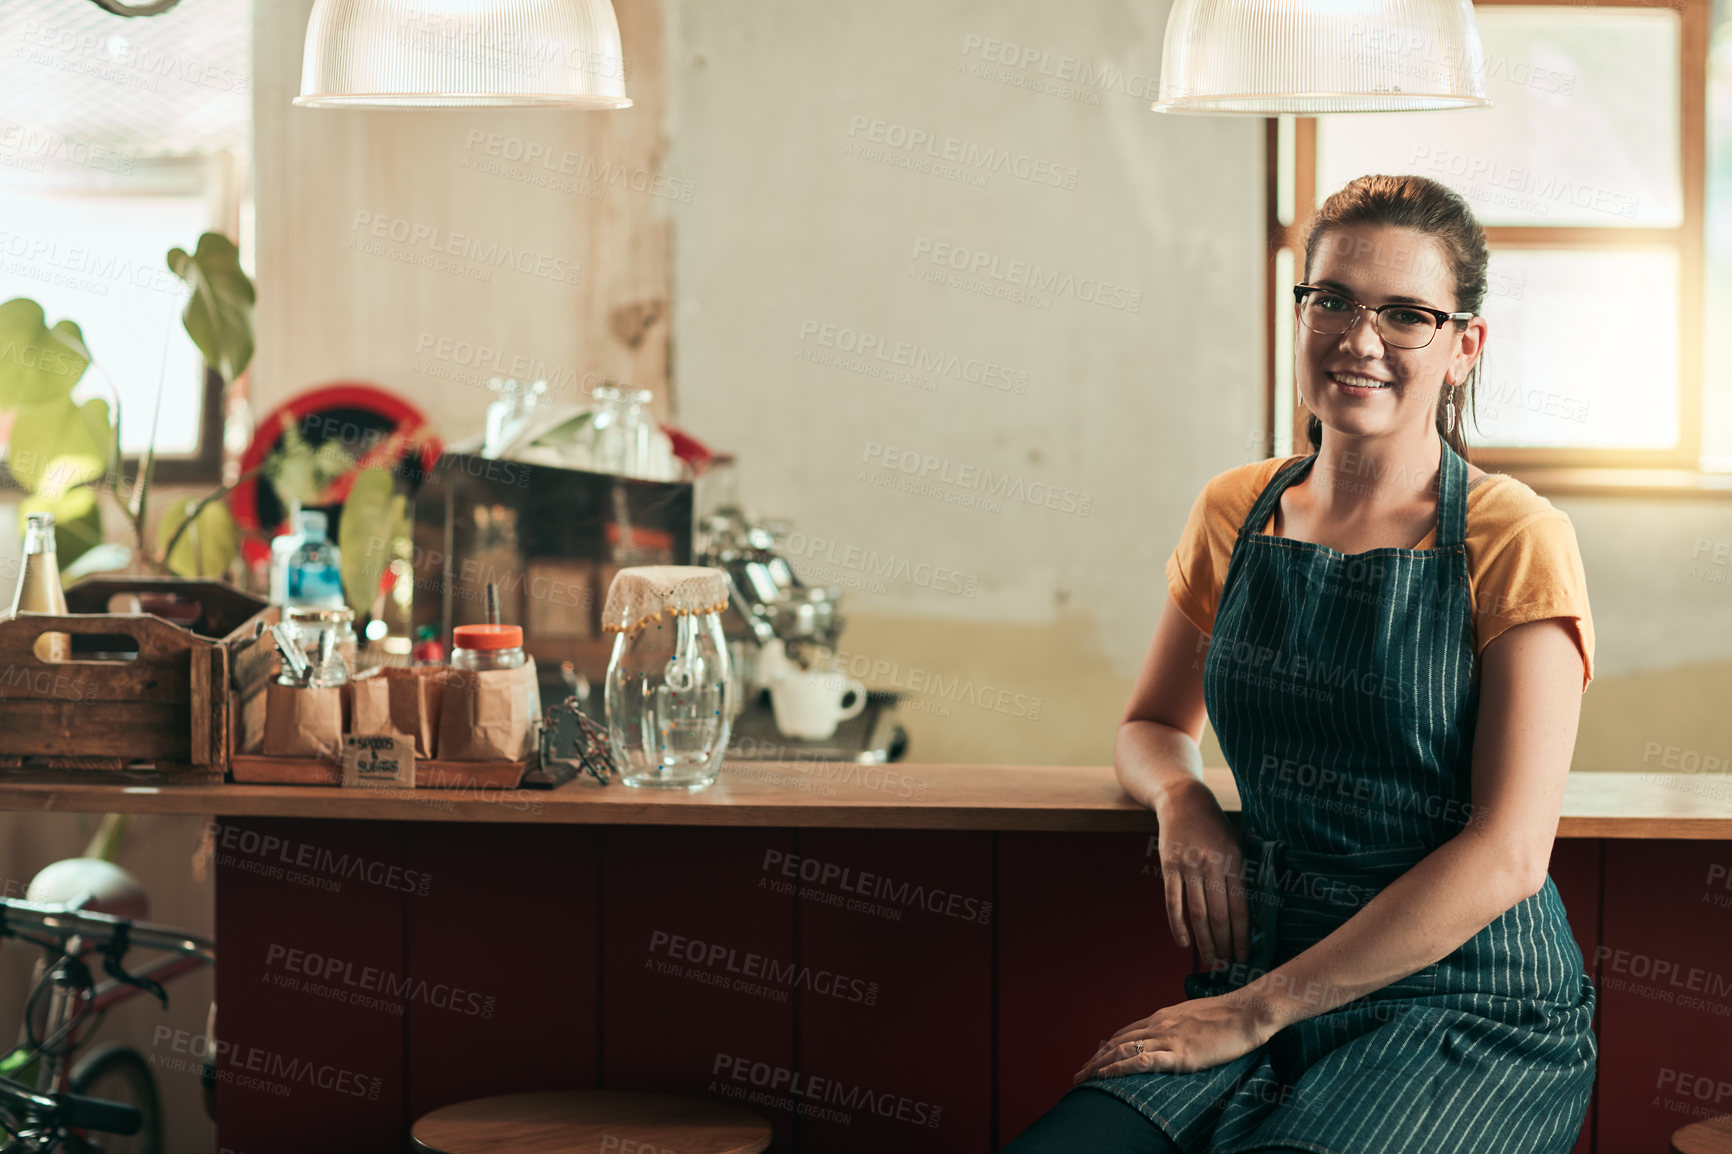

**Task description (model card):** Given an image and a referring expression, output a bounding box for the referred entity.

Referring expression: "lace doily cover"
[601,565,730,634]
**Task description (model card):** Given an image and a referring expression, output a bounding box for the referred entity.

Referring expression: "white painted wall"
[657,0,1732,766]
[664,0,1266,669]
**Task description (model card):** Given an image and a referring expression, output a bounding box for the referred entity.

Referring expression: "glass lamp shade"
[295,0,633,109]
[1152,0,1490,114]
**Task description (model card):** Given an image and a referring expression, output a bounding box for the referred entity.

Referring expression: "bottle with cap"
[9,511,70,662]
[449,624,526,671]
[411,624,445,666]
[267,498,305,606]
[286,509,345,609]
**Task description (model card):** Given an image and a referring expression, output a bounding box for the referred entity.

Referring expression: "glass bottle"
[602,565,734,789]
[286,510,345,609]
[616,387,654,478]
[411,624,445,666]
[9,512,69,663]
[589,384,674,480]
[267,498,304,606]
[589,384,628,475]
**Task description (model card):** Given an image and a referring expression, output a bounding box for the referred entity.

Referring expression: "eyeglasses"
[1293,284,1474,350]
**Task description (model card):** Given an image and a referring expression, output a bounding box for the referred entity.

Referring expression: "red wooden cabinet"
[213,824,1695,1153]
[1595,840,1732,1154]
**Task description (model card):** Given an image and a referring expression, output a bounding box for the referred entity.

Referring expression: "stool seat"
[411,1090,773,1154]
[1673,1114,1732,1154]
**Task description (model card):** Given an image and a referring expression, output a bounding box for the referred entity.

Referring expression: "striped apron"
[1083,434,1597,1154]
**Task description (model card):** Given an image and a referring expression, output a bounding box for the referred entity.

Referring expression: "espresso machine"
[697,506,907,764]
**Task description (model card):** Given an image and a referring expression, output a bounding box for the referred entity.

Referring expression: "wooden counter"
[1,765,1730,837]
[7,762,1722,1153]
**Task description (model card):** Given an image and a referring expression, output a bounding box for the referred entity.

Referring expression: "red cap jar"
[450,624,526,671]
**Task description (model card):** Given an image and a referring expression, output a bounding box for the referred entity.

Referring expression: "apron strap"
[1236,453,1316,544]
[1435,433,1468,549]
[1239,433,1470,549]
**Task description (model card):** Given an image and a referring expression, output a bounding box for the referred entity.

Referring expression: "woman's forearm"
[1115,719,1210,813]
[1235,828,1539,1035]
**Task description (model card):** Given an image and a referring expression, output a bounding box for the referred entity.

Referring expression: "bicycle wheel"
[66,1045,160,1154]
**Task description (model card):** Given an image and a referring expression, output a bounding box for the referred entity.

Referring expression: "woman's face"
[1297,223,1486,445]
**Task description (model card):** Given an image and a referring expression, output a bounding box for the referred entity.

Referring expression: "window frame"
[1263,0,1728,497]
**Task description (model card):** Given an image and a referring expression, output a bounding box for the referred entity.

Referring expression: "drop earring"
[1443,378,1458,434]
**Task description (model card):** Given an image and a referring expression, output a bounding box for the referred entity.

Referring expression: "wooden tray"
[228,754,532,789]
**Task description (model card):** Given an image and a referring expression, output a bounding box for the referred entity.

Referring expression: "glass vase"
[604,608,734,789]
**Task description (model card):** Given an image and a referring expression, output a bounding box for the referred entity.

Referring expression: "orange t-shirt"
[1164,455,1596,692]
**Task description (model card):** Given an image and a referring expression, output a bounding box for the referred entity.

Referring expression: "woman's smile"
[1328,370,1396,396]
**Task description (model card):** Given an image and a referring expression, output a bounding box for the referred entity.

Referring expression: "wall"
[662,0,1267,765]
[7,0,1723,770]
[243,0,1732,772]
[657,0,1732,770]
[250,0,676,438]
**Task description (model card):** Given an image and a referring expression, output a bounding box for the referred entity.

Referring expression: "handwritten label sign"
[340,734,416,789]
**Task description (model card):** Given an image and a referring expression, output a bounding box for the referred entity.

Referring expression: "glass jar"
[281,605,357,670]
[602,565,734,790]
[590,384,677,481]
[450,624,527,670]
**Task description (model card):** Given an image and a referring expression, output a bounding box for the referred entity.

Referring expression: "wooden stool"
[1673,1114,1732,1154]
[411,1090,773,1154]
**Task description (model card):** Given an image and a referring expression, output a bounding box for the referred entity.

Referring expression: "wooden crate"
[0,578,270,780]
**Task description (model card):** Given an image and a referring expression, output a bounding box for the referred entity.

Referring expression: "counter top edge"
[0,765,1727,836]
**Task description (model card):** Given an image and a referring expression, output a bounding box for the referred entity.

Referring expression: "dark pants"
[1000,1087,1304,1154]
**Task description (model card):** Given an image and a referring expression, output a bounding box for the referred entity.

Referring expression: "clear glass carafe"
[602,566,734,789]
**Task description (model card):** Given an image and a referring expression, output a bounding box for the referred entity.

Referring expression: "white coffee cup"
[769,668,868,740]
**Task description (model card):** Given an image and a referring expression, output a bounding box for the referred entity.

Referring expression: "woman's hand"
[1072,992,1269,1083]
[1154,779,1251,972]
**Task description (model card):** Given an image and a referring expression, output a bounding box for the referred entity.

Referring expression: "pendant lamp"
[1151,0,1490,114]
[296,0,632,109]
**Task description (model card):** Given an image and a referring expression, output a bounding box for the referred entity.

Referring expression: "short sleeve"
[1165,485,1221,635]
[1474,510,1595,693]
[1164,459,1291,637]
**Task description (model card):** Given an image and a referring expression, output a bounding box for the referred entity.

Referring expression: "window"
[0,0,252,482]
[1265,0,1729,493]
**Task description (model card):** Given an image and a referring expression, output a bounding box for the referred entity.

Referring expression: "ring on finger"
[1132,1039,1144,1054]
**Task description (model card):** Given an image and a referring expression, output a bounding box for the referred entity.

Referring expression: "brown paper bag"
[435,657,539,761]
[262,681,345,759]
[349,666,444,757]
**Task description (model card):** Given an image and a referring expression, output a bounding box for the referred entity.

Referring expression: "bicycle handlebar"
[52,1091,142,1136]
[0,1074,143,1137]
[0,1075,56,1117]
[0,897,215,964]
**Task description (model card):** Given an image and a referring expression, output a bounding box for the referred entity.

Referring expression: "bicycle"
[0,866,215,1154]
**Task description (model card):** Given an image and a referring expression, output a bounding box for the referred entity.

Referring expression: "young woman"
[1003,174,1597,1154]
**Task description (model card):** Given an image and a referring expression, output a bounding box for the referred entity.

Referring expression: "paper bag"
[349,666,444,757]
[262,681,345,759]
[435,657,539,761]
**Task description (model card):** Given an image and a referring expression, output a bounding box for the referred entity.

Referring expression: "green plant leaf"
[262,418,356,512]
[0,298,89,407]
[21,461,104,570]
[62,542,133,582]
[155,495,239,579]
[337,467,402,619]
[165,233,255,385]
[7,397,112,493]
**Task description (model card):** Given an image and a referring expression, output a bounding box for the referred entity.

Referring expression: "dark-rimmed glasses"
[1293,284,1474,350]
